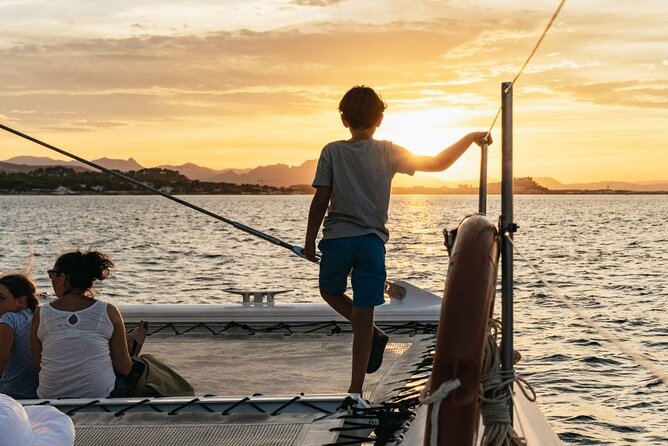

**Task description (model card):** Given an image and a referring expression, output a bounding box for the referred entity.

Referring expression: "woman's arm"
[0,323,15,374]
[107,304,133,376]
[29,308,42,372]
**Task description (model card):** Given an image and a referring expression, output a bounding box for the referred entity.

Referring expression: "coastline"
[1,167,667,195]
[2,190,667,196]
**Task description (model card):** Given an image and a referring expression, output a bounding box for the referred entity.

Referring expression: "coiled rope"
[506,233,667,385]
[480,319,536,446]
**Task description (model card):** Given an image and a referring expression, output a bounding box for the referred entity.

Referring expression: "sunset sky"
[0,0,666,184]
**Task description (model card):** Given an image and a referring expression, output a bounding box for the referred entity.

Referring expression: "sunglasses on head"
[47,270,62,279]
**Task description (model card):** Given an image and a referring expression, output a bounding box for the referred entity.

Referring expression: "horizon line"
[2,155,667,186]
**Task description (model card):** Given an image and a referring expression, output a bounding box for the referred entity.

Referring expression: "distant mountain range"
[2,156,667,191]
[1,156,313,187]
[3,156,144,173]
[532,177,668,192]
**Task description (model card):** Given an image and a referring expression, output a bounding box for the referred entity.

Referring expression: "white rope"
[419,378,462,446]
[506,233,668,385]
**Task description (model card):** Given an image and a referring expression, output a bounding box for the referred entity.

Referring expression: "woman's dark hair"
[0,274,39,312]
[338,85,387,129]
[55,250,114,291]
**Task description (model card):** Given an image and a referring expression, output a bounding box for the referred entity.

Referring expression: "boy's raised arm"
[304,186,331,262]
[410,132,491,172]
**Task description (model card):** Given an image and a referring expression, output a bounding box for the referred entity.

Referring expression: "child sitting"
[0,274,40,399]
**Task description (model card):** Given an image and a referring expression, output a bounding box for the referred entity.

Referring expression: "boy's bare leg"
[348,306,375,394]
[320,289,384,337]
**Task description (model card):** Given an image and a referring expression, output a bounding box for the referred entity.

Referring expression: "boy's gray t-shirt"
[312,138,415,243]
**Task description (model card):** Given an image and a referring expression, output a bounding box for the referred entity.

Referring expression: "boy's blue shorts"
[318,234,386,308]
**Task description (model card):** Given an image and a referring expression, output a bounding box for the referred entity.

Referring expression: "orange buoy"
[424,214,499,445]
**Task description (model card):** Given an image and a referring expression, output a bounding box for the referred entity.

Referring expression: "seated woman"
[0,273,40,399]
[30,250,132,399]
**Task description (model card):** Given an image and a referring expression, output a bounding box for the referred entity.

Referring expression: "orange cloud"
[0,1,666,182]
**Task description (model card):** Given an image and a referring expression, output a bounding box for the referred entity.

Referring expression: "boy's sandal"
[366,333,389,374]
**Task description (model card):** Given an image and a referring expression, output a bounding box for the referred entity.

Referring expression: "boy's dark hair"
[55,249,114,291]
[0,274,39,312]
[338,86,387,129]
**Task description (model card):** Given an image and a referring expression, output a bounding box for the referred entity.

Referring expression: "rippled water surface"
[1,194,666,444]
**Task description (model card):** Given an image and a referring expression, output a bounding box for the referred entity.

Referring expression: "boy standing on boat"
[304,85,491,396]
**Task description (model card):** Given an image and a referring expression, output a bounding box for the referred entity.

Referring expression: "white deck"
[20,282,562,445]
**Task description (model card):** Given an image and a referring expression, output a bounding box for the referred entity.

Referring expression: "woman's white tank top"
[37,300,116,399]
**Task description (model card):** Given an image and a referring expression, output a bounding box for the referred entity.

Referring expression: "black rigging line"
[0,123,309,260]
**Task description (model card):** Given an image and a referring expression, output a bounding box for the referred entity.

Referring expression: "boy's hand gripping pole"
[292,246,321,263]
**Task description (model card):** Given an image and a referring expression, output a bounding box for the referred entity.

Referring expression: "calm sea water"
[1,194,666,444]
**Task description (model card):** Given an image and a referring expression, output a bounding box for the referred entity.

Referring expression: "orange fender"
[424,214,499,445]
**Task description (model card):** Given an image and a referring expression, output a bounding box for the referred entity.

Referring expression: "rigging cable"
[0,123,309,260]
[485,0,567,140]
[506,232,667,385]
